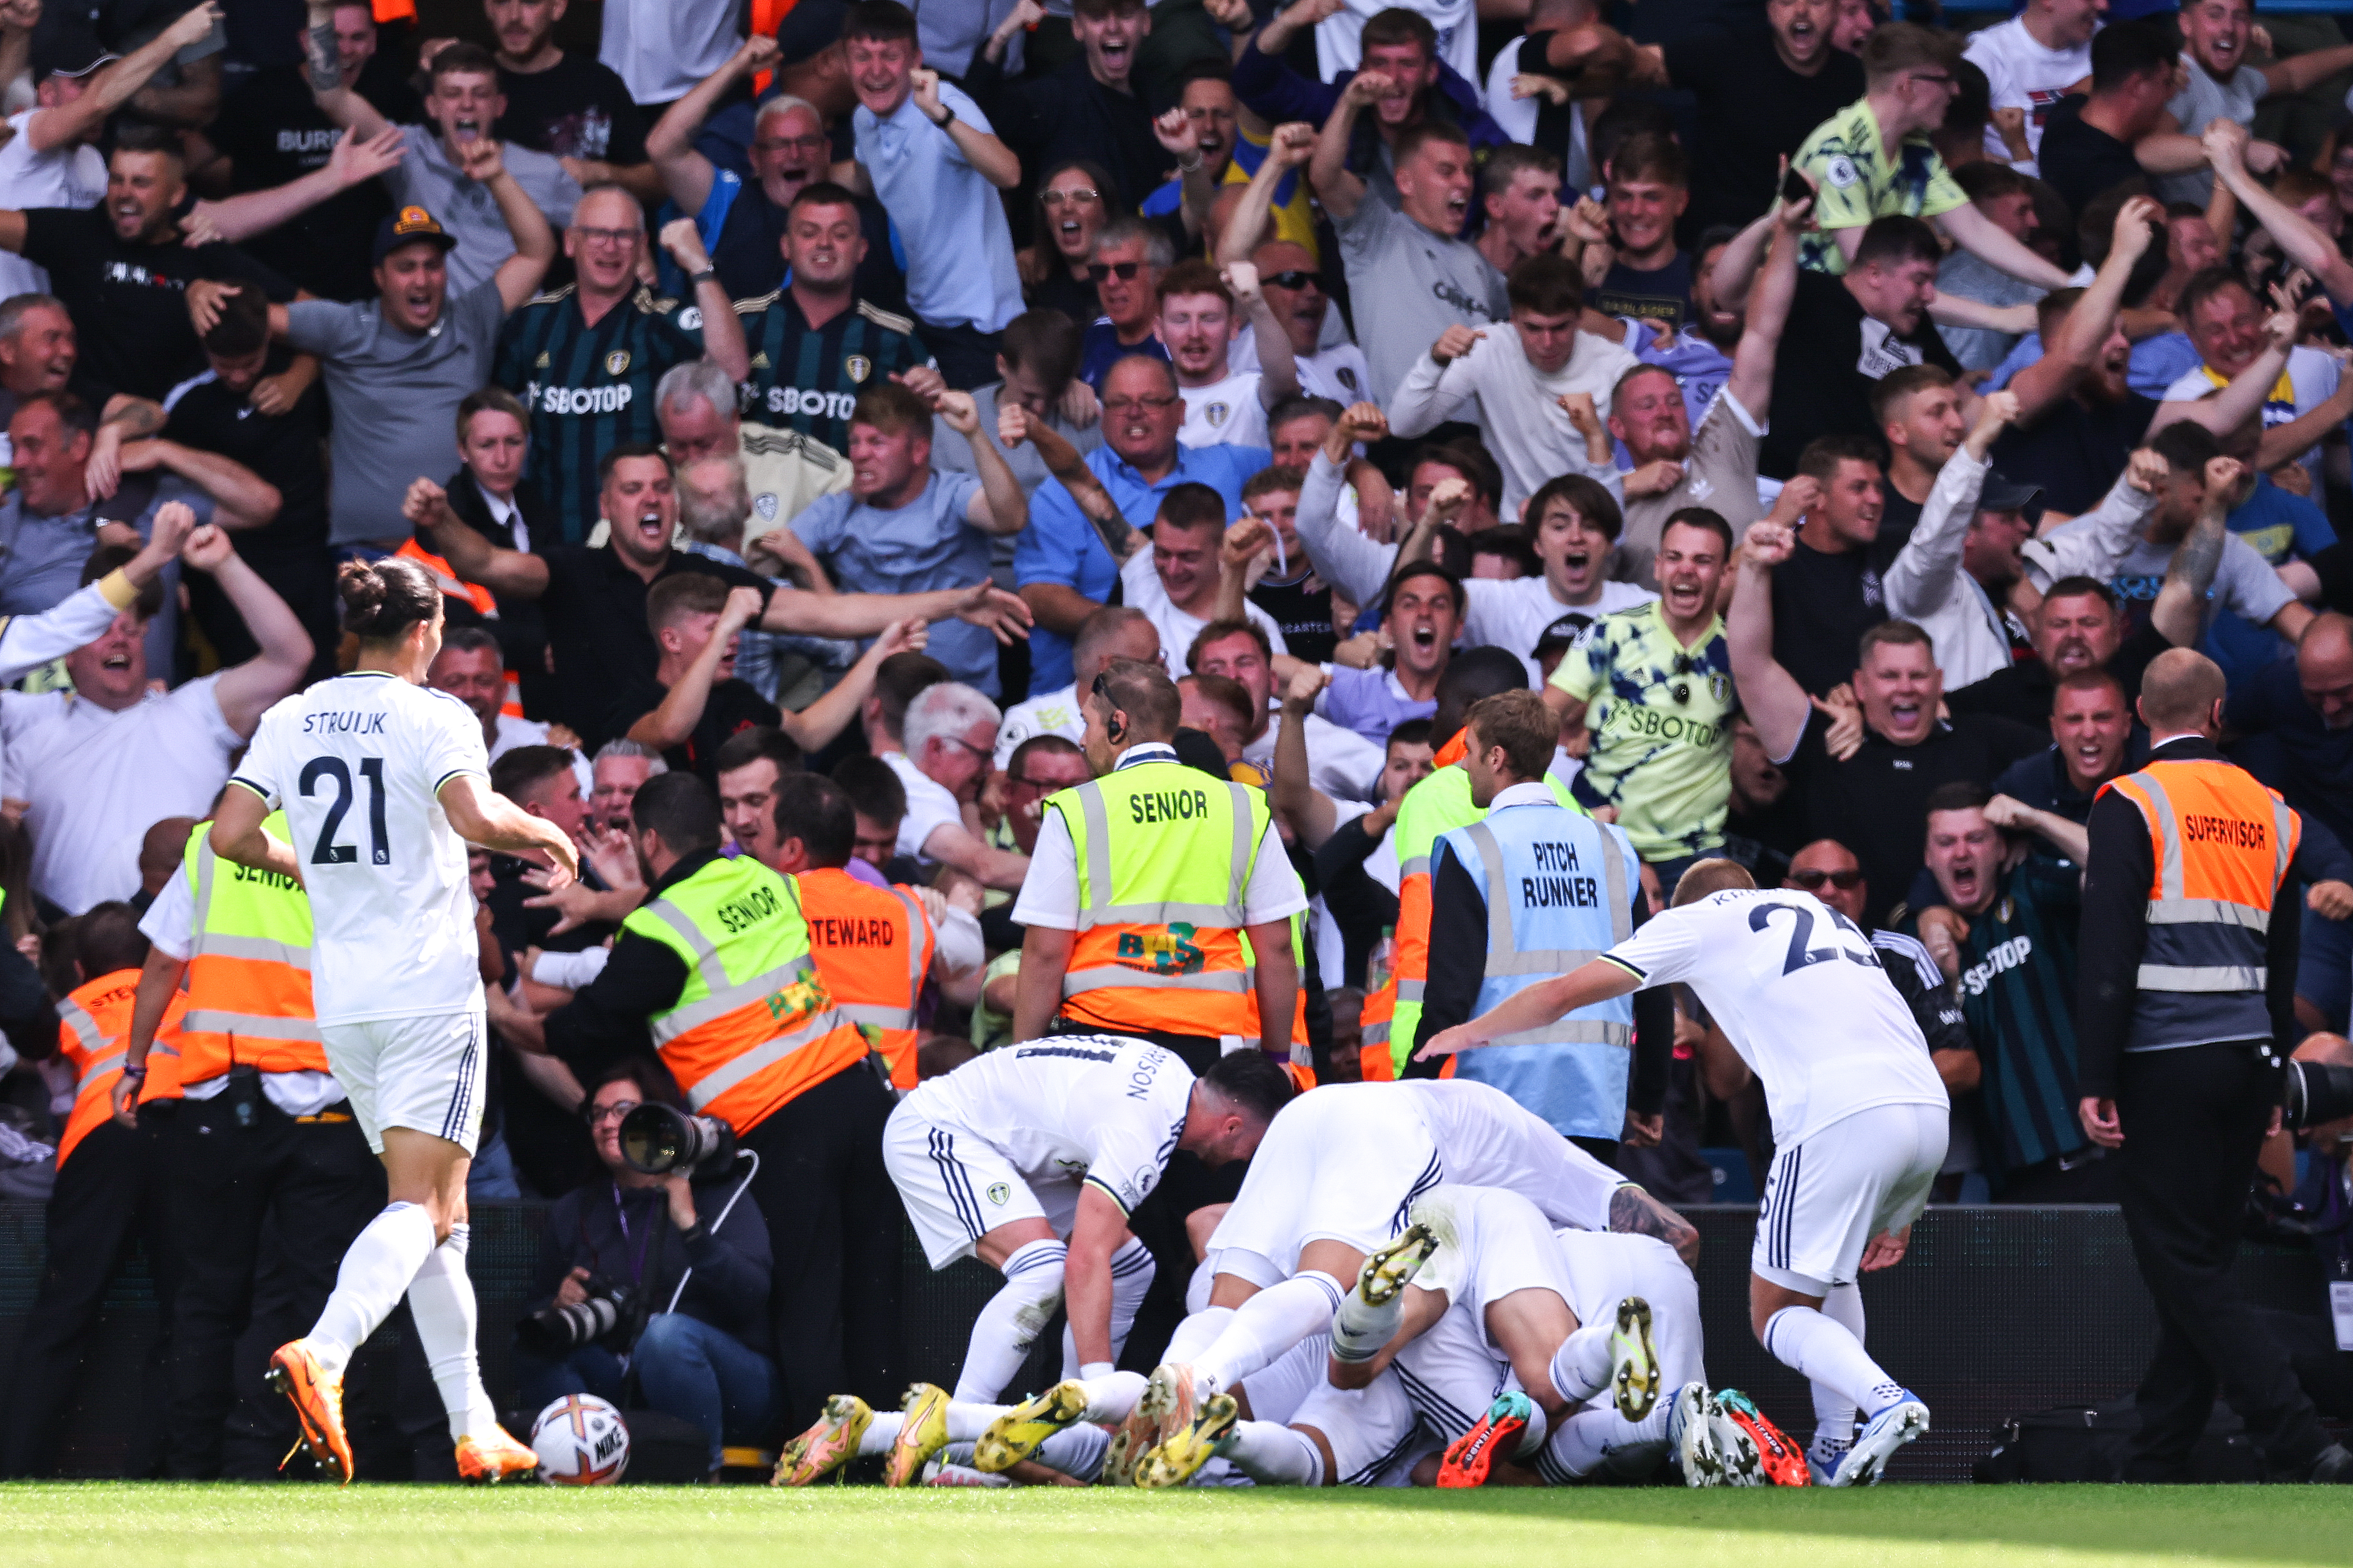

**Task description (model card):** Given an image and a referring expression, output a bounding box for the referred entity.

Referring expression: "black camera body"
[619,1101,737,1177]
[517,1273,642,1354]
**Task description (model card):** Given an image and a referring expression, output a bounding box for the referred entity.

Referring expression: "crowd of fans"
[3,0,2353,1480]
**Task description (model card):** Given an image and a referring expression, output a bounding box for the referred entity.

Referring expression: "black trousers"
[2114,1041,2330,1479]
[164,1085,384,1479]
[0,1112,182,1478]
[742,1058,904,1433]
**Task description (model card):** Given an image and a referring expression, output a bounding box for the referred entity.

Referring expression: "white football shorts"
[882,1102,1070,1269]
[1207,1083,1441,1278]
[320,1009,488,1155]
[1752,1101,1948,1294]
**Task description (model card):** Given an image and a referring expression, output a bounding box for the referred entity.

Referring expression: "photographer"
[515,1062,776,1476]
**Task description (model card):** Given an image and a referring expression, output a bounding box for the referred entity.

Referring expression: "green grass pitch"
[6,1483,2352,1568]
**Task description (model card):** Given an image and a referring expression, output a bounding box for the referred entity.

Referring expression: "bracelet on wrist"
[1178,153,1204,174]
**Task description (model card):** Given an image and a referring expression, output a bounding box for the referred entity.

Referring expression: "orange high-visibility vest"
[1359,728,1470,1082]
[796,866,935,1090]
[175,820,325,1086]
[56,968,187,1166]
[2097,757,2300,1049]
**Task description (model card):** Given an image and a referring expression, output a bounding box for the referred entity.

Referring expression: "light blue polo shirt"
[853,83,1022,334]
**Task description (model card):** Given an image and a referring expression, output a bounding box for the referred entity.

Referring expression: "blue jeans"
[631,1313,780,1471]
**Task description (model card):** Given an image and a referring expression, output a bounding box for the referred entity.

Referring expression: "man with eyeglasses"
[493,184,749,545]
[646,35,902,306]
[734,181,936,456]
[1015,353,1271,694]
[1792,23,2073,291]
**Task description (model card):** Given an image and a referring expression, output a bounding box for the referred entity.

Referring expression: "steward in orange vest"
[0,904,184,1480]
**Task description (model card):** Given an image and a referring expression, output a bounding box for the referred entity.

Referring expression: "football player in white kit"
[771,1037,1293,1487]
[1120,1077,1698,1487]
[1424,859,1950,1485]
[211,558,580,1484]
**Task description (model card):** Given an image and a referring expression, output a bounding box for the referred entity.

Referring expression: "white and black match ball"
[530,1393,631,1485]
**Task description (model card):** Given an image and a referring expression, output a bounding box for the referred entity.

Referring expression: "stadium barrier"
[0,1202,2330,1483]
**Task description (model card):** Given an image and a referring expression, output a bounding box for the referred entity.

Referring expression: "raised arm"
[1886,392,2015,619]
[1227,261,1297,407]
[2150,455,2245,647]
[943,393,1027,536]
[1707,206,1778,315]
[178,522,311,736]
[910,69,1020,191]
[629,587,762,751]
[1936,199,2076,291]
[404,478,551,598]
[1272,662,1341,850]
[1308,72,1384,221]
[0,503,196,682]
[1725,509,1812,760]
[778,621,926,753]
[1724,180,1810,420]
[759,579,1032,642]
[2022,447,2167,592]
[195,126,406,245]
[2010,195,2162,422]
[463,139,557,313]
[2260,41,2353,97]
[1216,122,1317,269]
[2156,307,2294,438]
[303,0,388,140]
[1984,793,2090,867]
[646,35,777,215]
[1004,404,1143,563]
[28,1,220,153]
[656,219,748,381]
[1293,410,1399,605]
[2204,119,2353,306]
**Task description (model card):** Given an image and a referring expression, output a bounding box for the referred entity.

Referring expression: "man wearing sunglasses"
[1792,23,2072,291]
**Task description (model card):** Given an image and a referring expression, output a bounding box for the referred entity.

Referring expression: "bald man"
[2077,648,2353,1485]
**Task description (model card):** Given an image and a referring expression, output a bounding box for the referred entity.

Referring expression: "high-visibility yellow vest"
[1046,756,1273,1044]
[178,815,323,1085]
[623,855,869,1133]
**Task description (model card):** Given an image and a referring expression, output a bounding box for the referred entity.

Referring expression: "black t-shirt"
[1591,252,1692,334]
[536,546,775,749]
[1660,27,1867,233]
[20,209,294,401]
[2038,95,2148,221]
[212,59,417,302]
[161,347,330,558]
[1874,486,1924,574]
[1761,270,1961,479]
[1989,393,2157,518]
[1769,535,1886,698]
[1946,620,2169,726]
[604,674,783,783]
[1786,708,2050,928]
[496,53,649,164]
[1250,571,1338,665]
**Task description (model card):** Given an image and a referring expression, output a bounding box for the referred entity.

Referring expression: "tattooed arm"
[305,0,389,140]
[1009,405,1144,565]
[2150,456,2240,649]
[1610,1183,1701,1269]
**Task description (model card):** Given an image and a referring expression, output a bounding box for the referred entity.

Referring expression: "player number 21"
[300,756,391,866]
[1748,902,1879,976]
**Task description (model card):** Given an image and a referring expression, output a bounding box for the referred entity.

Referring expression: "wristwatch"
[932,104,957,131]
[688,267,718,287]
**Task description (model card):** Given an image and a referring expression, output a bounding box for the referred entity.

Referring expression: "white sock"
[1809,1283,1867,1460]
[1548,1322,1615,1405]
[1193,1273,1344,1393]
[1035,1422,1110,1478]
[1327,1286,1402,1364]
[405,1223,496,1441]
[1060,1236,1159,1380]
[956,1238,1066,1402]
[1165,1304,1233,1365]
[945,1401,1005,1442]
[1514,1400,1551,1460]
[859,1411,904,1456]
[1539,1403,1668,1484]
[1219,1419,1323,1486]
[1763,1304,1904,1441]
[309,1202,438,1373]
[1078,1369,1147,1423]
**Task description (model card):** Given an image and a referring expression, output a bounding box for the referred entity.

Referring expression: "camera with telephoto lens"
[517,1273,640,1353]
[618,1101,737,1177]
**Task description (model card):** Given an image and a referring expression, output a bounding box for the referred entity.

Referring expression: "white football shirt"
[904,1033,1196,1218]
[1601,888,1948,1145]
[229,672,490,1025]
